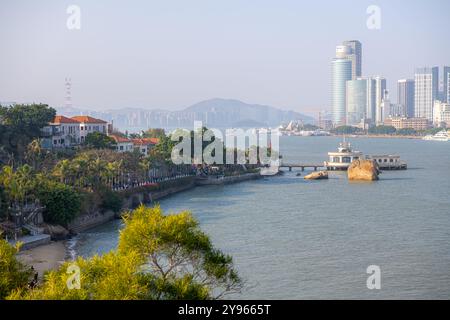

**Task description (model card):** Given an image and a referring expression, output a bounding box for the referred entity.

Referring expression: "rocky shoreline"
[15,172,262,275]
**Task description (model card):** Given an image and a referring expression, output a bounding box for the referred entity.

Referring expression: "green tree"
[9,205,242,300]
[0,104,55,159]
[118,205,242,299]
[99,187,123,213]
[0,240,32,299]
[0,165,36,205]
[396,128,417,136]
[368,125,397,135]
[84,132,117,150]
[332,126,362,135]
[37,180,81,226]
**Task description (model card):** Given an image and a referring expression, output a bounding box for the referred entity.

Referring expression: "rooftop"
[51,115,79,124]
[71,116,108,124]
[132,138,159,145]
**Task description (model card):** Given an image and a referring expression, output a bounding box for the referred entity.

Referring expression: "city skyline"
[1,0,450,116]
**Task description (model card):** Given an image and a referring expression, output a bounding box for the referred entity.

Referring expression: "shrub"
[100,188,123,213]
[131,195,141,208]
[0,240,32,299]
[38,181,81,226]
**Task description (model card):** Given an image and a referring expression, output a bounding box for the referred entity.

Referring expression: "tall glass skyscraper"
[366,78,377,122]
[415,67,439,121]
[397,79,415,117]
[343,40,362,80]
[346,79,367,126]
[332,58,352,125]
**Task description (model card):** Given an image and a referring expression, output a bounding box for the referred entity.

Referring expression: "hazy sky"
[1,0,449,115]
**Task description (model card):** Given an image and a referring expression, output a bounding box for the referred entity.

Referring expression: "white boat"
[423,130,449,141]
[324,140,363,170]
[325,139,407,171]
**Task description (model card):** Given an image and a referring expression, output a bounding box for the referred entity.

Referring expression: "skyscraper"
[345,77,376,126]
[332,58,352,125]
[374,76,387,125]
[366,78,377,123]
[343,40,362,80]
[443,66,450,103]
[448,70,450,103]
[415,67,439,121]
[397,79,415,117]
[346,79,367,126]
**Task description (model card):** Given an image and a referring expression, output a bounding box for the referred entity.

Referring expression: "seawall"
[68,178,196,234]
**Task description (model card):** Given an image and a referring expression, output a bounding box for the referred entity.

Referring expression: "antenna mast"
[65,77,72,109]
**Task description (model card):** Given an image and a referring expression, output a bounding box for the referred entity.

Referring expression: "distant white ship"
[423,130,449,142]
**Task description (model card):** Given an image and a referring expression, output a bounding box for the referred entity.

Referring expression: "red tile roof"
[71,116,107,124]
[109,135,132,143]
[132,138,159,145]
[52,115,79,124]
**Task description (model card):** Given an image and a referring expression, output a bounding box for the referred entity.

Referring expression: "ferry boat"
[423,130,449,142]
[324,140,363,170]
[325,139,407,170]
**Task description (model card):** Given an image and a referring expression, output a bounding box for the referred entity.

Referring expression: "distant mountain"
[56,98,314,131]
[184,98,313,127]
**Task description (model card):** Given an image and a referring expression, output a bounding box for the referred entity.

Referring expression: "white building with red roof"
[42,115,109,148]
[109,134,134,153]
[71,116,108,143]
[131,138,159,155]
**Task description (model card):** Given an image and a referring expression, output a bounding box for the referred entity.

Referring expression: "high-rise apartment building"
[415,67,439,121]
[345,77,376,126]
[342,40,362,80]
[397,79,415,117]
[346,79,367,126]
[332,58,352,125]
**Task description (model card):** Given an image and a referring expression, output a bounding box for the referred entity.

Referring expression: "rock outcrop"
[43,224,70,240]
[304,171,328,180]
[347,159,380,181]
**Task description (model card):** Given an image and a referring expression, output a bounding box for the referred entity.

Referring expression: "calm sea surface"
[70,136,450,299]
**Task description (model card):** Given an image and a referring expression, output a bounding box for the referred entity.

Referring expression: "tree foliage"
[0,104,55,160]
[332,125,362,135]
[84,132,117,150]
[8,205,242,300]
[0,240,32,299]
[396,128,417,136]
[368,125,397,135]
[37,179,82,226]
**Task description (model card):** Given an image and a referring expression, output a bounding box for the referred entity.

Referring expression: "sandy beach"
[17,241,67,279]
